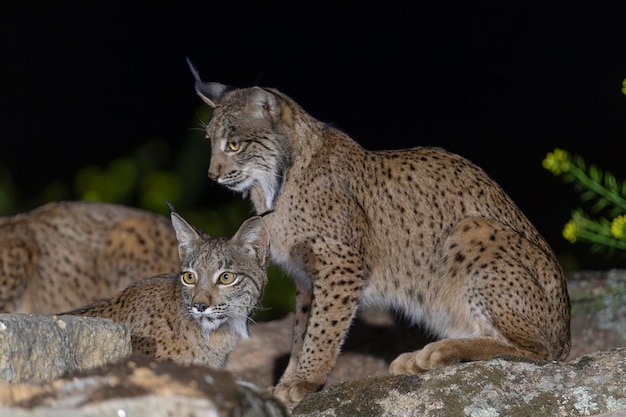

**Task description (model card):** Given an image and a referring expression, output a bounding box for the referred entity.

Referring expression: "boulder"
[1,270,625,416]
[0,353,288,417]
[0,314,130,383]
[567,269,626,359]
[292,349,626,417]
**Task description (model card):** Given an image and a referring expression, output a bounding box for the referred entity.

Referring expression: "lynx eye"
[226,141,240,152]
[217,271,238,286]
[181,271,197,287]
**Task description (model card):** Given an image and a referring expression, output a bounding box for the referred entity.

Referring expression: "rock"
[2,270,625,415]
[567,269,626,360]
[292,348,626,417]
[0,314,130,384]
[0,353,288,417]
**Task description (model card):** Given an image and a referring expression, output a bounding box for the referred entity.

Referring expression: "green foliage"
[543,148,626,254]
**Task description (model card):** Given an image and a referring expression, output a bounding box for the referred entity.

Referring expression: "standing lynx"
[0,201,179,314]
[189,64,570,406]
[65,211,270,368]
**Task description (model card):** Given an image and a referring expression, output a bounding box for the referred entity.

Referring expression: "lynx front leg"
[278,283,313,384]
[274,270,362,407]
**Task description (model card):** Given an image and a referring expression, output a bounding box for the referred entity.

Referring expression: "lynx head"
[170,211,270,340]
[187,59,292,210]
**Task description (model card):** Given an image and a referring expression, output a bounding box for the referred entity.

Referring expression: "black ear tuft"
[186,57,232,108]
[165,200,177,214]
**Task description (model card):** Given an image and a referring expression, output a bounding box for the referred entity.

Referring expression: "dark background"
[2,2,626,268]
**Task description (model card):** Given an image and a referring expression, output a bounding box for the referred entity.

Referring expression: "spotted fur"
[64,212,270,368]
[190,68,570,407]
[0,201,179,314]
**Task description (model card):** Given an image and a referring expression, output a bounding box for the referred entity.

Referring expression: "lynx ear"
[186,57,231,108]
[246,87,281,119]
[170,211,203,259]
[233,216,270,267]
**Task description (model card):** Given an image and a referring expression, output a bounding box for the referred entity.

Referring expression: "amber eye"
[226,141,240,152]
[181,271,197,286]
[217,271,237,285]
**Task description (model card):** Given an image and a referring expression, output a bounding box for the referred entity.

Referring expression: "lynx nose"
[194,302,209,312]
[208,170,219,181]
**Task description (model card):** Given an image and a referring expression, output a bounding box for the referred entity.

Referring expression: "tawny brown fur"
[65,213,270,368]
[189,69,571,407]
[0,201,179,313]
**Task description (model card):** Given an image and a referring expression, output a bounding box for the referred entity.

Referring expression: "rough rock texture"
[567,269,626,360]
[1,270,625,416]
[292,349,626,417]
[0,314,130,384]
[0,353,288,417]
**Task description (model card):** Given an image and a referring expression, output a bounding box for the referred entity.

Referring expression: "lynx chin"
[188,60,570,407]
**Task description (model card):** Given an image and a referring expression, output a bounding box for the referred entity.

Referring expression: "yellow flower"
[543,148,571,176]
[562,219,578,243]
[622,78,626,96]
[611,215,626,239]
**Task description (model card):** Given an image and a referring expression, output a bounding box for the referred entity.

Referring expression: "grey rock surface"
[567,269,626,360]
[292,348,626,417]
[0,314,130,383]
[0,353,288,417]
[1,270,625,416]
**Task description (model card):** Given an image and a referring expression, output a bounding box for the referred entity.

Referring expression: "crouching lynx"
[188,63,570,406]
[65,211,270,368]
[0,201,179,314]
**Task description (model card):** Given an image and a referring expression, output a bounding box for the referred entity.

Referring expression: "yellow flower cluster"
[543,148,571,176]
[562,219,578,243]
[611,215,626,239]
[622,78,626,96]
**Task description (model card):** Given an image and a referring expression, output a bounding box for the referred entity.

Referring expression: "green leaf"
[605,172,618,192]
[580,189,597,202]
[591,198,610,213]
[589,165,602,183]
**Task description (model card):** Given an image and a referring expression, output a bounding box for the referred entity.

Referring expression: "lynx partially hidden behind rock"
[65,210,270,368]
[0,201,179,314]
[188,62,571,407]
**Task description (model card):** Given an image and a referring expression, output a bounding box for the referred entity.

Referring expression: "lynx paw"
[273,380,319,409]
[390,340,472,374]
[389,351,427,375]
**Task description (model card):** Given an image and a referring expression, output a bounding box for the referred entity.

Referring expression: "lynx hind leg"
[390,337,521,375]
[97,216,179,292]
[0,238,38,312]
[391,217,570,375]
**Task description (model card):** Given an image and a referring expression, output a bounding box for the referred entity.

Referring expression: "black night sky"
[2,2,626,267]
